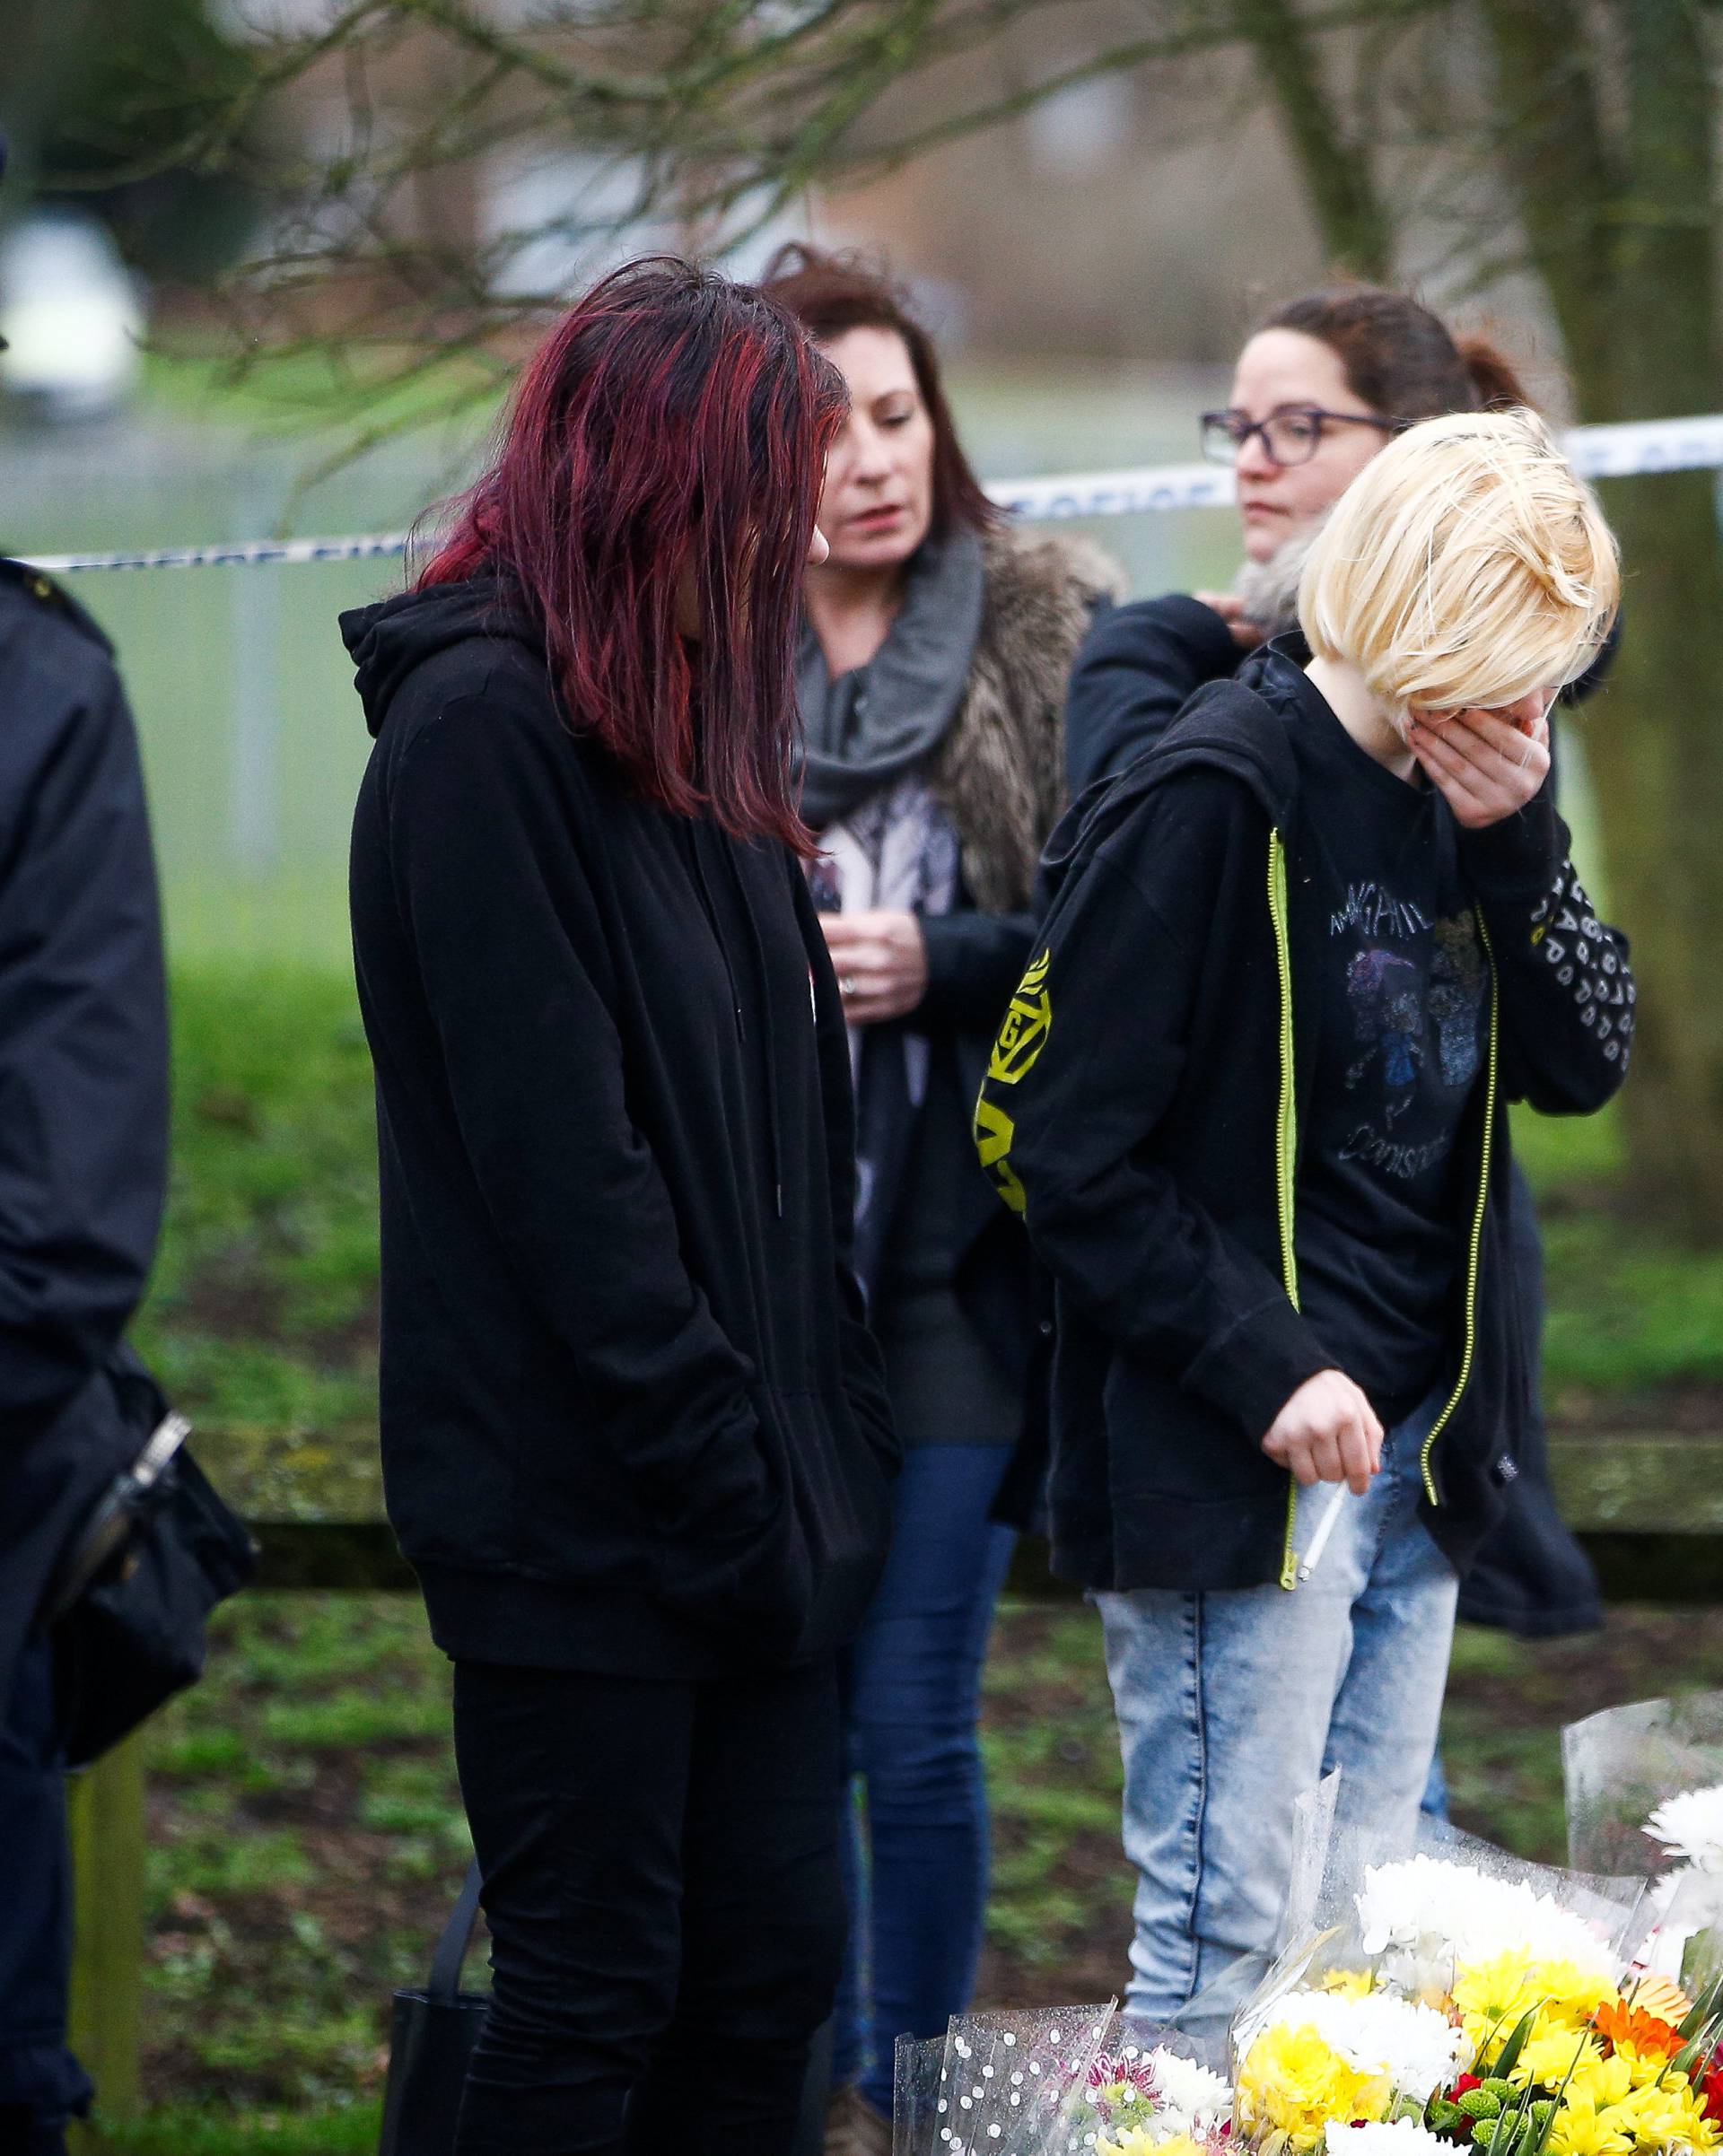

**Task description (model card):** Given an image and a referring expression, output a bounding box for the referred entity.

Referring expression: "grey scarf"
[1231,516,1327,640]
[796,526,987,831]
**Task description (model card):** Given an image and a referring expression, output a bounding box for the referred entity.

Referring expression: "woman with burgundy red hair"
[344,257,899,2156]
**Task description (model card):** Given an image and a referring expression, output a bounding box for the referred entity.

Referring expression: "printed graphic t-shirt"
[1288,682,1491,1426]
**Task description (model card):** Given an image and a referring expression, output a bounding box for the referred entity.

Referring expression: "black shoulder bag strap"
[429,1859,485,2003]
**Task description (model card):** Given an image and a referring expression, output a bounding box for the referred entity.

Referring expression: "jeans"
[450,1655,845,2156]
[1096,1391,1458,2030]
[832,1443,1017,2116]
[0,1636,90,2156]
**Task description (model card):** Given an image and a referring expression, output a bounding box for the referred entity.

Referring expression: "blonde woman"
[976,410,1630,2029]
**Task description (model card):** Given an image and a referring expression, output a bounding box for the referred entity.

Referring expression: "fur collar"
[927,527,1125,913]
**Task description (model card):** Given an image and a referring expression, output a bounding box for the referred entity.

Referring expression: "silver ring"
[840,974,858,998]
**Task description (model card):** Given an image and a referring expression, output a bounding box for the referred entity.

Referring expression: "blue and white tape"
[22,410,1723,573]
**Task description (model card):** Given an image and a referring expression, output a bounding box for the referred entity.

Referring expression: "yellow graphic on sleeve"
[988,947,1052,1086]
[974,1096,1026,1214]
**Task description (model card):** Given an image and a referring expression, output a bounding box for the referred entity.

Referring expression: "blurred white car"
[0,210,144,422]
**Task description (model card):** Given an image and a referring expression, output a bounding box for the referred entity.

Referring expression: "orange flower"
[1592,1998,1684,2059]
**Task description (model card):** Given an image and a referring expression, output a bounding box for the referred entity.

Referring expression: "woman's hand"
[1406,697,1552,828]
[821,909,930,1025]
[1261,1369,1384,1495]
[1194,589,1268,652]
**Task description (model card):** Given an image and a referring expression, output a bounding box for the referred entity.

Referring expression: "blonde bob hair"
[1298,407,1620,715]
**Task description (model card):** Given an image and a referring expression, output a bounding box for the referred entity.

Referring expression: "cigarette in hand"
[1297,1485,1350,1582]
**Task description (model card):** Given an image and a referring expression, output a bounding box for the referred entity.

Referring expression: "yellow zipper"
[1267,832,1302,1589]
[1416,911,1500,1504]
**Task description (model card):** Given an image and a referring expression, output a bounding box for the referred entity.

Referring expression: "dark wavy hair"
[1262,285,1534,424]
[421,257,848,854]
[759,241,1001,540]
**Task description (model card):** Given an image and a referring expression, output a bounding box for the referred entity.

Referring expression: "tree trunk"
[1585,470,1723,1235]
[1570,0,1723,1236]
[1235,0,1395,276]
[1482,0,1723,1237]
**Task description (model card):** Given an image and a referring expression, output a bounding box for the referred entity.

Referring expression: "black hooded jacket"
[0,562,169,1715]
[975,647,1632,1595]
[1064,596,1620,1634]
[344,579,898,1678]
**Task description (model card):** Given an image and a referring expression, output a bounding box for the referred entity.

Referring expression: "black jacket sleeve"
[920,907,1036,1033]
[789,864,899,1475]
[387,694,780,1544]
[1065,595,1243,793]
[1459,786,1634,1114]
[0,642,168,1450]
[975,772,1331,1443]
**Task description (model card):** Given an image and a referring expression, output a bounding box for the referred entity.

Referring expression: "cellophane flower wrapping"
[893,2006,1115,2156]
[1563,1691,1723,1995]
[1077,2020,1238,2156]
[1225,1821,1721,2156]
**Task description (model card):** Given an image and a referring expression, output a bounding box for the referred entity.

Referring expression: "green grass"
[101,2102,381,2154]
[1512,1100,1723,1398]
[109,1593,1723,2145]
[136,963,379,1443]
[95,953,1719,2142]
[140,344,505,450]
[138,963,1721,1437]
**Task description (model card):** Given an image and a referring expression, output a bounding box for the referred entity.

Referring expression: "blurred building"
[229,3,1331,368]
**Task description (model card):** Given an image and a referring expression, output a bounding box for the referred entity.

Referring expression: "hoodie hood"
[1037,635,1309,911]
[340,576,541,739]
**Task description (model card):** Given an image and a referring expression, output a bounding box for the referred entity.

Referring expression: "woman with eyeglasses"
[1062,289,1611,1717]
[1068,288,1563,792]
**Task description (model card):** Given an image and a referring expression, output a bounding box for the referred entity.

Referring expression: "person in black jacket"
[1067,287,1610,1676]
[0,556,170,2155]
[345,260,899,2156]
[976,410,1629,2033]
[757,246,1120,2156]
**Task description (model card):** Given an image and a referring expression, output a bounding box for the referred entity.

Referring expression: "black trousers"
[0,1636,91,2156]
[451,1654,845,2156]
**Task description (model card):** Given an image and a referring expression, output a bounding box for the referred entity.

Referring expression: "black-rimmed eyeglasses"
[1199,406,1401,468]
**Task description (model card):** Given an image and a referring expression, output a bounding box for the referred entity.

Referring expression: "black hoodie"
[975,646,1632,1596]
[343,580,898,1678]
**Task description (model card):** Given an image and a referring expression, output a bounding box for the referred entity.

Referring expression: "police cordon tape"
[21,409,1723,574]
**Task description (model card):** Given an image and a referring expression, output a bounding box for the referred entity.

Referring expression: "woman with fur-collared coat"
[761,245,1121,2156]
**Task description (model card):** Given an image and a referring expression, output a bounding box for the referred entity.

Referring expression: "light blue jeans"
[1096,1392,1458,2028]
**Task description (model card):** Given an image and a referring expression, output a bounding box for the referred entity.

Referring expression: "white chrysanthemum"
[1326,2121,1454,2156]
[1354,1857,1615,1981]
[1145,2048,1233,2133]
[1645,1785,1723,1876]
[1261,1989,1470,2102]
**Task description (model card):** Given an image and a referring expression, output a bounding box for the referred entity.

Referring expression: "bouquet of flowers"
[1081,2037,1236,2156]
[893,2006,1117,2156]
[1228,1853,1723,2156]
[1564,1691,1723,1995]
